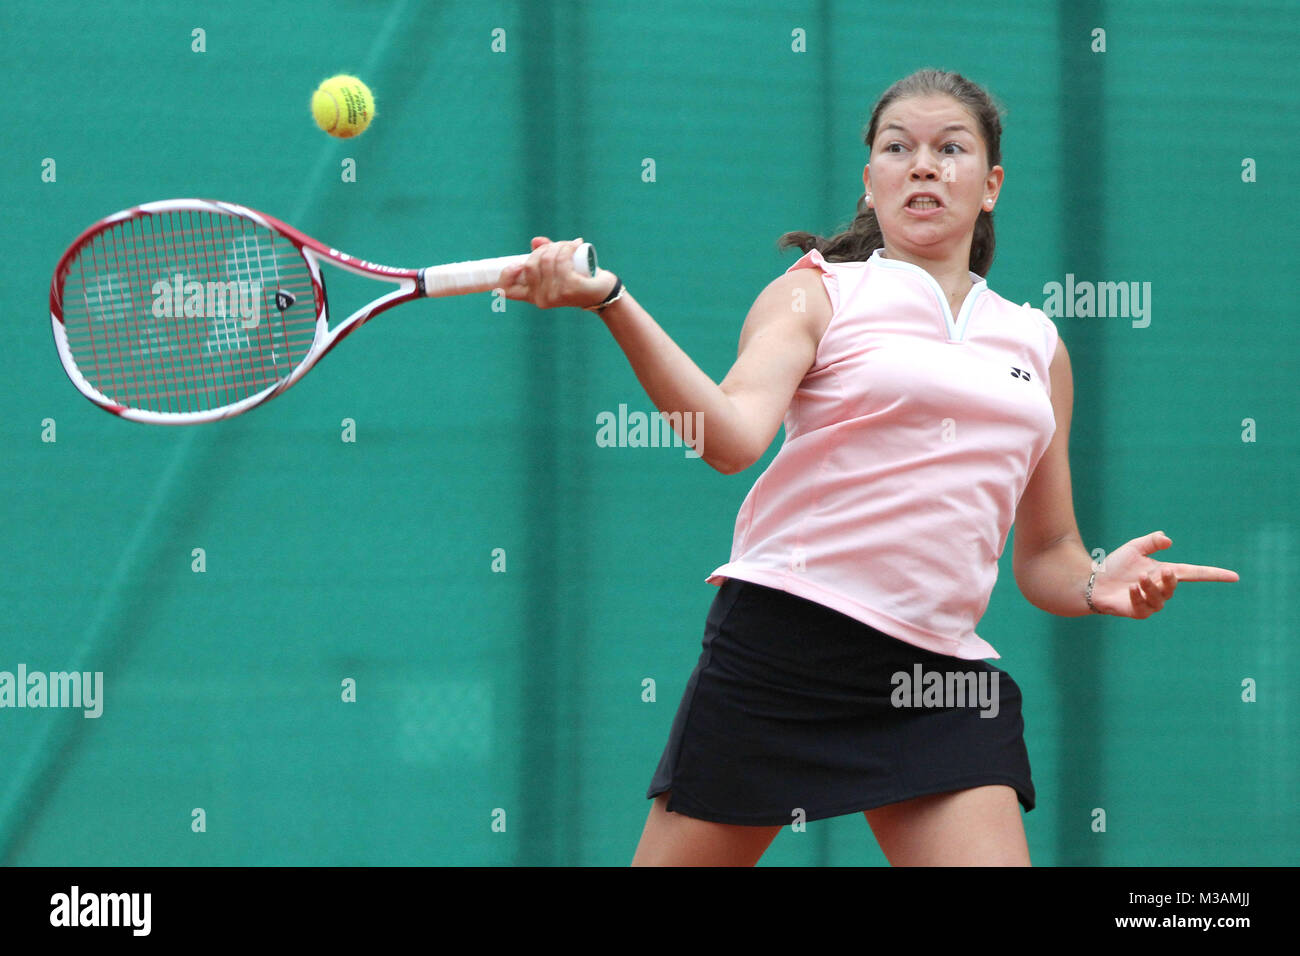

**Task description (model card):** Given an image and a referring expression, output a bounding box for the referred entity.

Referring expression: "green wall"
[1,0,1294,865]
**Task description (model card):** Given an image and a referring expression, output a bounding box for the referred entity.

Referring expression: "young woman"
[498,69,1238,866]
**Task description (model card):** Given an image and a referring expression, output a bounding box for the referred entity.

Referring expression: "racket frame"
[50,198,590,424]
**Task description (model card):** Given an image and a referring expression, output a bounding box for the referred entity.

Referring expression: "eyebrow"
[880,122,974,135]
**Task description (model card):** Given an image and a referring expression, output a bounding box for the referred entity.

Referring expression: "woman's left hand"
[1089,531,1239,619]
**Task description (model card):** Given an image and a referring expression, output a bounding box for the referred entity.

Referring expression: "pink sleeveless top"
[706,247,1060,659]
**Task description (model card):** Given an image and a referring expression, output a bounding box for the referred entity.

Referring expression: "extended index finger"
[1163,563,1240,583]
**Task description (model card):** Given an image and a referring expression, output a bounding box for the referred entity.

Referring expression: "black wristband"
[585,275,624,312]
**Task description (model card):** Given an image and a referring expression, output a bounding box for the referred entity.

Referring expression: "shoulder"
[774,249,844,343]
[771,263,836,304]
[981,286,1061,359]
[739,258,835,354]
[1018,300,1059,335]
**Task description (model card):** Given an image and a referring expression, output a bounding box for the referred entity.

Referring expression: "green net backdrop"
[1,0,1295,865]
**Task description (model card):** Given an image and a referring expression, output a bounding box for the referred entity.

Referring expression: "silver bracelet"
[1085,569,1103,614]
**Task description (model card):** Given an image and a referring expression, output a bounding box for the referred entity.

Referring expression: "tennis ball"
[311,75,375,138]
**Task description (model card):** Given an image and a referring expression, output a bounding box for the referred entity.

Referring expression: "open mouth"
[907,197,941,209]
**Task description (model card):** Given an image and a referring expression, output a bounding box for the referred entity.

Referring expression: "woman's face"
[864,93,1003,263]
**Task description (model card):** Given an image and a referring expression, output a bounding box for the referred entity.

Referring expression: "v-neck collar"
[868,247,987,343]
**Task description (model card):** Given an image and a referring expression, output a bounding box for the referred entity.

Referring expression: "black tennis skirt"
[646,578,1035,825]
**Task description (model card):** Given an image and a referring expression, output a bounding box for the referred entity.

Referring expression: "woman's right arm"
[497,237,833,475]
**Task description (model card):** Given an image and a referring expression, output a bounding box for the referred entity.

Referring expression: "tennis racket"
[49,198,597,424]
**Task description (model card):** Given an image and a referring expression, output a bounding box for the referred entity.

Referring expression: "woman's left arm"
[1011,339,1239,619]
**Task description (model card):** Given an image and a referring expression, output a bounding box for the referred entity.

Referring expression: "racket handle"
[420,242,598,298]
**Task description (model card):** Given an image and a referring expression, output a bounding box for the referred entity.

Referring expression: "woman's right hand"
[497,236,618,311]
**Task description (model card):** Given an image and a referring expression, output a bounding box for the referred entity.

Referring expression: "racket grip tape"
[420,242,598,297]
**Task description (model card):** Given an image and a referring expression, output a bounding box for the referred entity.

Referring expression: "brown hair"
[778,69,1004,276]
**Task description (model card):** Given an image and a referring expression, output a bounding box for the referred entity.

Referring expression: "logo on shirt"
[1010,366,1031,381]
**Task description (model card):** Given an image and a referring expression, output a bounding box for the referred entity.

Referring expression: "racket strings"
[59,210,318,414]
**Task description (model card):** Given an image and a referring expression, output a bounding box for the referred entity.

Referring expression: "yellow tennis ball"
[311,75,375,138]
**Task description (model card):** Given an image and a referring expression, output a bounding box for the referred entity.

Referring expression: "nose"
[910,150,942,179]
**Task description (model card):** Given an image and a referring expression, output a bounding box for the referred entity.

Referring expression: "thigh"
[864,784,1031,866]
[632,794,783,867]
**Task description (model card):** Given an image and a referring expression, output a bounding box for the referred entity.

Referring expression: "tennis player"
[498,68,1239,866]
